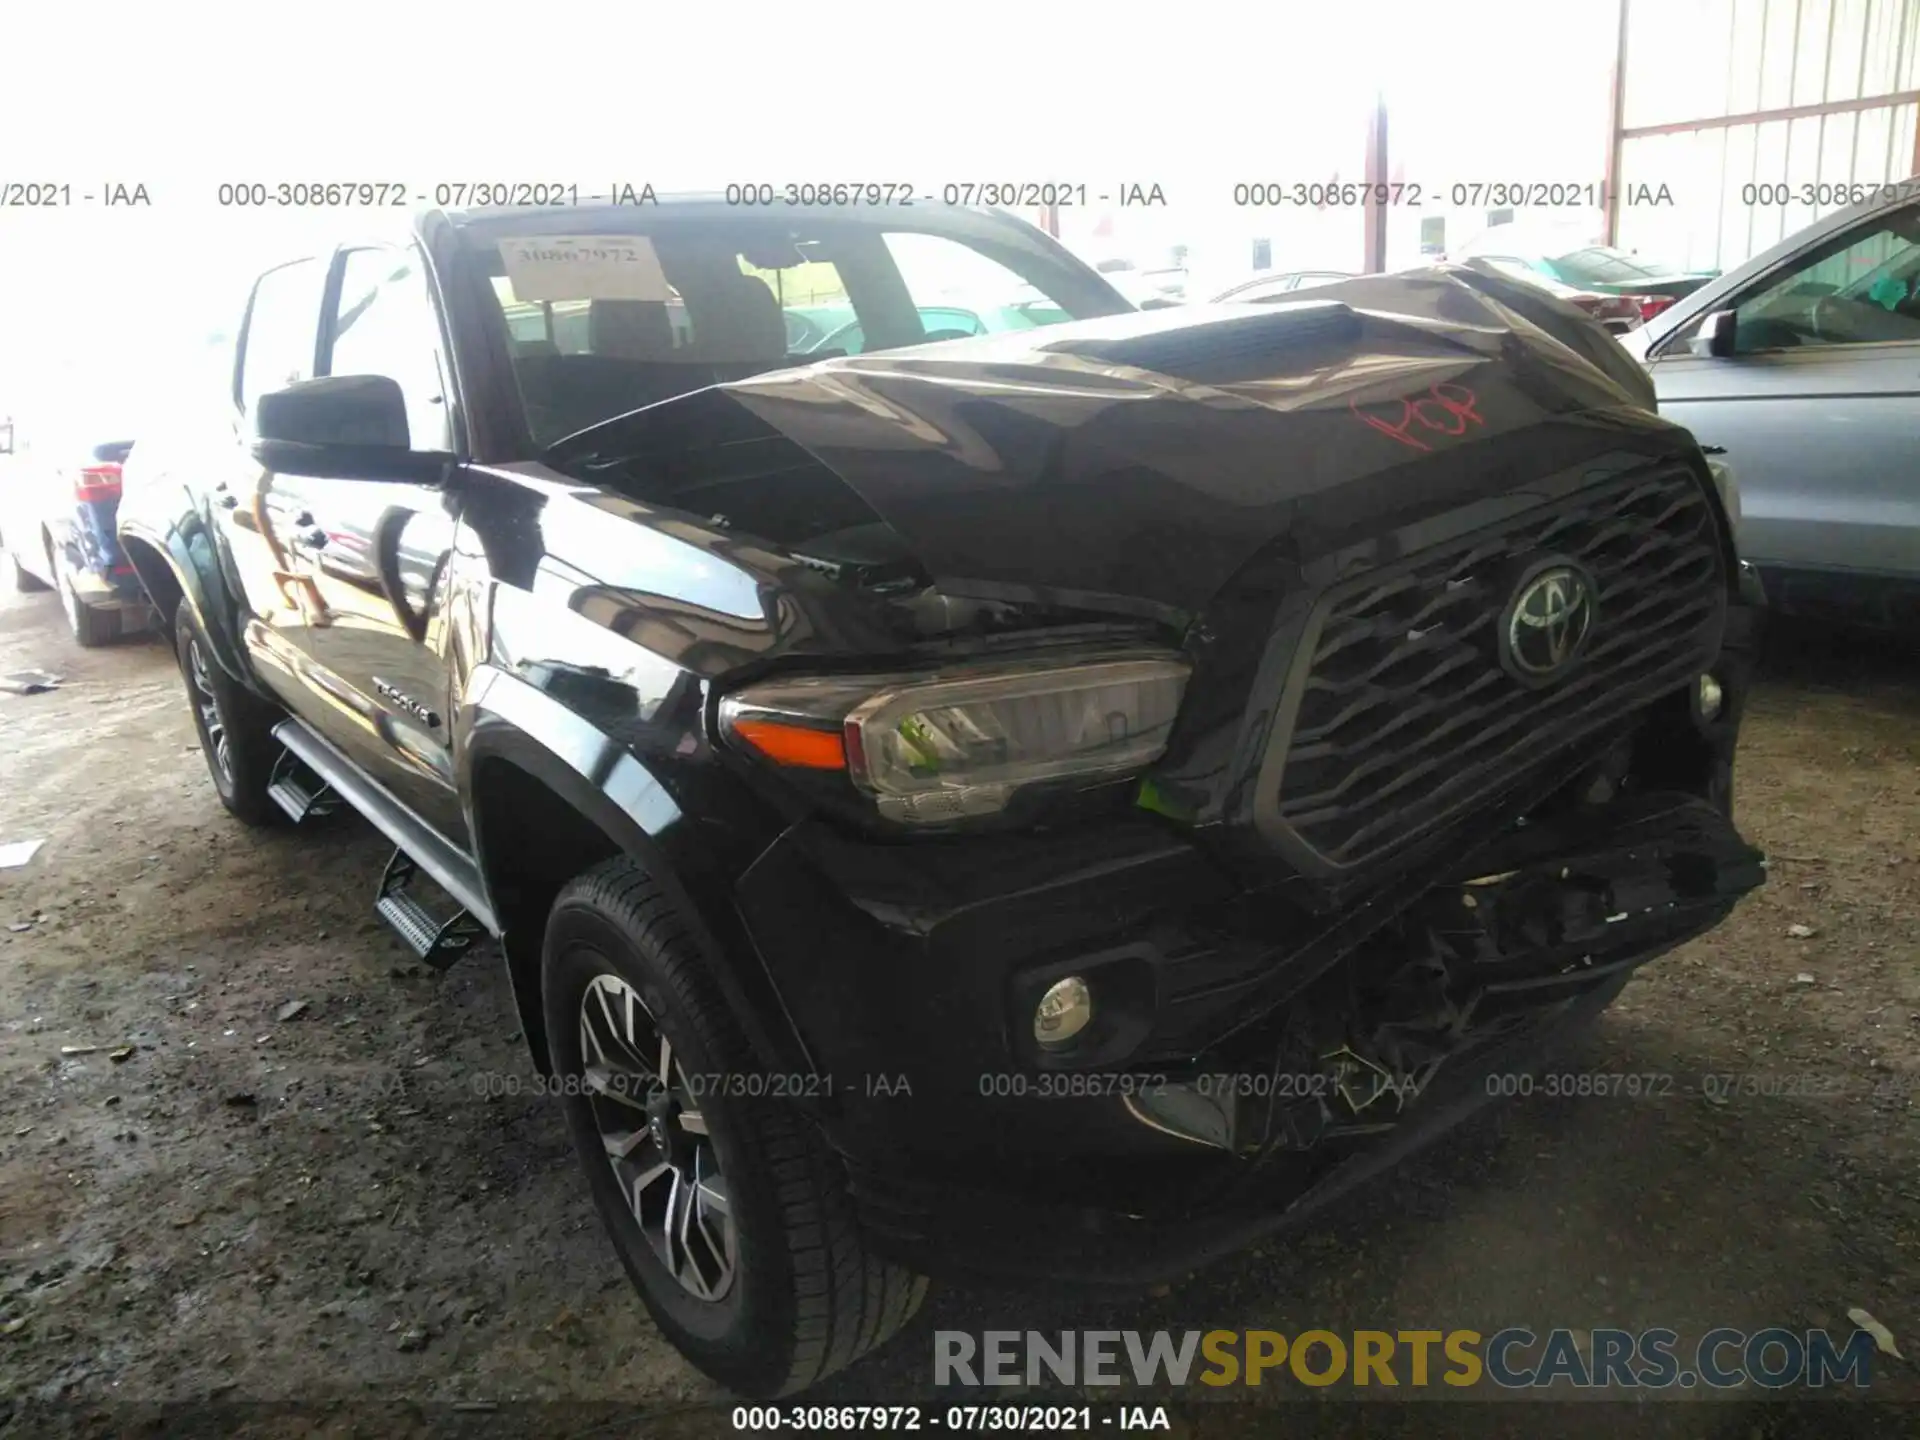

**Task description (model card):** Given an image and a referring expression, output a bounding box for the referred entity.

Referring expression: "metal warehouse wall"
[1614,0,1920,272]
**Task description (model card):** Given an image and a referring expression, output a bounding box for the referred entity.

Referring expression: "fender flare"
[119,501,256,685]
[460,665,813,1081]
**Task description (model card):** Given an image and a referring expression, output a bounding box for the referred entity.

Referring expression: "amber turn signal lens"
[730,719,848,770]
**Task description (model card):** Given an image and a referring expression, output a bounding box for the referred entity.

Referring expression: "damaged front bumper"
[1125,791,1763,1162]
[738,783,1763,1284]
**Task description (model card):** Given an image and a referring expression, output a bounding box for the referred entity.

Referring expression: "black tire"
[55,549,118,647]
[3,536,49,593]
[173,605,286,827]
[543,858,927,1398]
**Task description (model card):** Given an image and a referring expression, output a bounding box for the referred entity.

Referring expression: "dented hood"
[552,268,1692,623]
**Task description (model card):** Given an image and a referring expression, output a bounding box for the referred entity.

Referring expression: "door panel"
[292,242,468,845]
[1653,345,1920,579]
[215,436,322,707]
[1650,200,1920,588]
[294,477,466,841]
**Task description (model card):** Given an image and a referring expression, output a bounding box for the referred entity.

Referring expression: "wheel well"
[121,537,183,628]
[472,758,624,1074]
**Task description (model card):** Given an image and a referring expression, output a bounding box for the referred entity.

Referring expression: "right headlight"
[718,651,1190,826]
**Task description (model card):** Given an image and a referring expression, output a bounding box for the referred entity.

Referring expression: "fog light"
[1696,673,1724,721]
[1034,976,1093,1047]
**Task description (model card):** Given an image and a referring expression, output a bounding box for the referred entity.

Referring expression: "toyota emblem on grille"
[1499,561,1598,683]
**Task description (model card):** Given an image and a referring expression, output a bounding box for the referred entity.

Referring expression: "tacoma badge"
[372,677,440,728]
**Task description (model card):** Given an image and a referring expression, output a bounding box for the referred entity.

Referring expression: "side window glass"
[239,259,325,419]
[1732,207,1920,353]
[326,248,452,451]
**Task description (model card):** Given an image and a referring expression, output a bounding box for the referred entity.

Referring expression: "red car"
[1457,257,1648,335]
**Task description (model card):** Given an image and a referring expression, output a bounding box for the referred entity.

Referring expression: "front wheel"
[543,858,928,1397]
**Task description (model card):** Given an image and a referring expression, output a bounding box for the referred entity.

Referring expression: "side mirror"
[250,375,451,483]
[1690,309,1737,358]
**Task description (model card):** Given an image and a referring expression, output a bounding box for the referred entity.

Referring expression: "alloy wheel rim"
[578,972,735,1301]
[186,638,233,786]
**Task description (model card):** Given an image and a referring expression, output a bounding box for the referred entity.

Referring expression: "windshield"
[480,217,1112,449]
[1549,246,1675,286]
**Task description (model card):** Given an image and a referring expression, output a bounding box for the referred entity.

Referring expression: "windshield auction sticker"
[498,234,671,302]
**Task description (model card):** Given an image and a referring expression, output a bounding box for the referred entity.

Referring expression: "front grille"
[1261,462,1724,870]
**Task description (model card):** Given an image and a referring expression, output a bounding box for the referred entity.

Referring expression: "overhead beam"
[1621,88,1920,140]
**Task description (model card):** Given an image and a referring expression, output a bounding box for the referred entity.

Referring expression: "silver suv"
[1623,182,1920,630]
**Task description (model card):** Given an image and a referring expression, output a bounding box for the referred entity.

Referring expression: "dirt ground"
[0,580,1915,1440]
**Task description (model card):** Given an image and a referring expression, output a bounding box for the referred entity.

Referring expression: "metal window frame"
[1604,0,1920,245]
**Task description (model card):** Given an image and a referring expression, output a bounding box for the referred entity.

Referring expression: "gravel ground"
[0,582,1915,1440]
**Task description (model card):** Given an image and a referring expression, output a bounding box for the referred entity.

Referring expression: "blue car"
[1,415,154,645]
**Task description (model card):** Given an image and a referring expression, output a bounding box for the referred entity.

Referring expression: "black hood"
[550,270,1696,625]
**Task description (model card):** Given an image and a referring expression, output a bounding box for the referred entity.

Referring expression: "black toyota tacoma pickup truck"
[120,199,1764,1398]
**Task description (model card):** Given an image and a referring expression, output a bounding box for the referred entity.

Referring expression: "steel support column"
[1363,92,1388,272]
[1604,0,1631,245]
